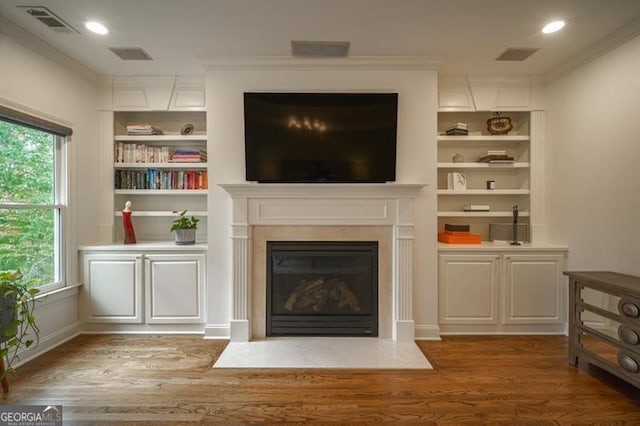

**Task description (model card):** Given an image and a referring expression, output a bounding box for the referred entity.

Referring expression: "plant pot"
[174,228,196,245]
[1,294,16,344]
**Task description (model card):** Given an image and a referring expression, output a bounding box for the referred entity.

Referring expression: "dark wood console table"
[564,271,640,388]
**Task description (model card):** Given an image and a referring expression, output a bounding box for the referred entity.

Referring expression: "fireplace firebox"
[267,241,378,336]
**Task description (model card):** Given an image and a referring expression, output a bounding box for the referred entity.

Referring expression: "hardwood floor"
[2,335,639,424]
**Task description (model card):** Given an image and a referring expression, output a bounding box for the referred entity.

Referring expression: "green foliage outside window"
[0,121,56,286]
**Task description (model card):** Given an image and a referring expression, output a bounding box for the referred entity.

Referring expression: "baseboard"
[415,324,442,340]
[13,321,82,368]
[204,324,230,339]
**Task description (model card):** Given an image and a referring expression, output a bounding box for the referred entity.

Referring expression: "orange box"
[438,232,482,244]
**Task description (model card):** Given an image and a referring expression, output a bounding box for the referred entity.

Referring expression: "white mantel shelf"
[219,183,427,198]
[219,182,428,343]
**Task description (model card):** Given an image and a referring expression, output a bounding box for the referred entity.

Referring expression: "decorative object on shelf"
[122,201,137,244]
[510,204,521,246]
[438,223,481,244]
[171,209,199,245]
[0,270,40,389]
[463,205,490,212]
[180,123,194,135]
[490,223,530,243]
[486,180,496,190]
[452,153,464,163]
[445,122,468,135]
[447,172,467,190]
[478,150,514,163]
[487,112,513,135]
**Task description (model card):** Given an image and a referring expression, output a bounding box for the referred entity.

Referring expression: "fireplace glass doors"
[267,241,378,336]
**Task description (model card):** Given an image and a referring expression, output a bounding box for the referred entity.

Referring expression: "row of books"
[445,122,468,136]
[114,169,208,190]
[126,123,163,135]
[438,224,481,244]
[114,143,207,164]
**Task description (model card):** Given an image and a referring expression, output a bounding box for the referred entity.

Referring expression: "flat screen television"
[244,92,398,183]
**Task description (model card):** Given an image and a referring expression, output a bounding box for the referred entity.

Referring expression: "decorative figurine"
[510,204,521,246]
[122,200,137,244]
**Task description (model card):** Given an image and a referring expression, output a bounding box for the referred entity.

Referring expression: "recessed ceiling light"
[542,20,565,34]
[85,21,108,35]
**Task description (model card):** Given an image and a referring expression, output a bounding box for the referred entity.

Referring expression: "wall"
[0,20,101,360]
[545,34,640,275]
[205,65,440,339]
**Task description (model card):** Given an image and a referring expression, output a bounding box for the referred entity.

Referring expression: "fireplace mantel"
[219,182,427,342]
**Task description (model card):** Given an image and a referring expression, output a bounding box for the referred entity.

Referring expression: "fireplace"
[267,241,378,336]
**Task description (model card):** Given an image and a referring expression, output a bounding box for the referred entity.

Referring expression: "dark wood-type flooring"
[1,335,639,424]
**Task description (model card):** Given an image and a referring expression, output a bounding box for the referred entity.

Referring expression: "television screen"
[243,92,398,183]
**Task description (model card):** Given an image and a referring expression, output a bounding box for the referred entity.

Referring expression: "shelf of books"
[437,111,531,242]
[112,111,208,243]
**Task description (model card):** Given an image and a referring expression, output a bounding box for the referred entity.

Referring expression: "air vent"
[495,48,540,61]
[19,6,79,34]
[291,40,351,57]
[108,47,154,61]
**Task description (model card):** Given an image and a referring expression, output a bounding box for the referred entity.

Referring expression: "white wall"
[0,21,101,359]
[545,34,640,275]
[205,66,440,339]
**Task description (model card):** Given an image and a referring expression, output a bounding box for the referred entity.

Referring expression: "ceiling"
[2,0,640,78]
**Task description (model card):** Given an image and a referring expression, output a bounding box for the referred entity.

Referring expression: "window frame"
[0,110,70,293]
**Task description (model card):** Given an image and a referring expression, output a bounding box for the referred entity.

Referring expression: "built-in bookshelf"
[112,111,207,242]
[437,111,531,241]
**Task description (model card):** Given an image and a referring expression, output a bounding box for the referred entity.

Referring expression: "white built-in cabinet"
[80,245,206,326]
[438,248,567,334]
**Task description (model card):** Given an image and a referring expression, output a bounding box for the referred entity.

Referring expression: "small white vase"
[174,228,196,245]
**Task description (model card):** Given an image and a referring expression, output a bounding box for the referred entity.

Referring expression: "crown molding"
[201,56,442,71]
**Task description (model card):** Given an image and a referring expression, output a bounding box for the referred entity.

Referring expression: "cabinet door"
[439,254,500,324]
[503,254,565,324]
[82,254,143,323]
[144,254,205,323]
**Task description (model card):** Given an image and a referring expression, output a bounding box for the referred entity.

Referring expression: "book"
[478,154,514,162]
[463,205,491,211]
[444,224,470,232]
[481,150,506,156]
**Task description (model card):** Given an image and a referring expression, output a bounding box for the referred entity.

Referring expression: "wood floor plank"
[1,335,638,423]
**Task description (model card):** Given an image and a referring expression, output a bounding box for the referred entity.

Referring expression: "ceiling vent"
[291,40,351,57]
[20,6,79,34]
[495,47,540,61]
[108,47,154,61]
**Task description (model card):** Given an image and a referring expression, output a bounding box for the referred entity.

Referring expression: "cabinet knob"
[617,352,639,373]
[618,300,640,318]
[618,326,640,346]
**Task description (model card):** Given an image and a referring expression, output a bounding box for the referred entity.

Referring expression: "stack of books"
[170,148,207,163]
[126,123,163,136]
[445,122,468,136]
[478,150,514,163]
[438,224,482,244]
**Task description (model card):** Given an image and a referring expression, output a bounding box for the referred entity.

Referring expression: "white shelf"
[438,162,529,169]
[115,210,208,217]
[115,134,207,142]
[114,189,207,195]
[437,135,529,142]
[438,211,530,217]
[437,189,530,195]
[114,162,207,169]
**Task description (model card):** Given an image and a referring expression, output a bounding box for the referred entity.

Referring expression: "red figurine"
[123,200,137,244]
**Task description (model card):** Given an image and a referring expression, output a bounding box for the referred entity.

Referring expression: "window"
[0,112,68,292]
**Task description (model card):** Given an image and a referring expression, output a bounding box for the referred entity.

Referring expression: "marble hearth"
[220,183,426,342]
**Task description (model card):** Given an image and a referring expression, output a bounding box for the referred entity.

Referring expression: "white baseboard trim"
[204,324,230,339]
[414,324,442,340]
[13,321,82,368]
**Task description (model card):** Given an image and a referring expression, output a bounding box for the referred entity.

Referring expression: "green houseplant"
[170,210,199,245]
[0,270,40,380]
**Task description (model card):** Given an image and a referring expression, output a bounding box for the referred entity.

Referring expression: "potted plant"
[0,270,40,383]
[170,210,199,245]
